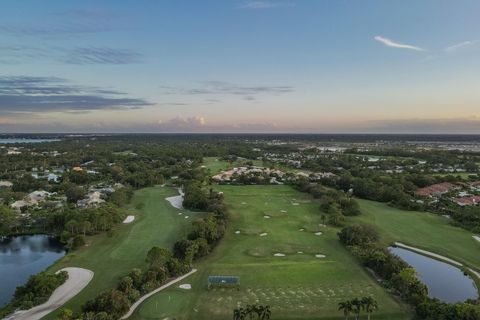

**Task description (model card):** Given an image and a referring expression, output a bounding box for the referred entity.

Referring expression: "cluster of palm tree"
[233,304,272,320]
[338,296,378,320]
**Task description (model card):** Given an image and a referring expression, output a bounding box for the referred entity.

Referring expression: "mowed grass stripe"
[132,185,410,320]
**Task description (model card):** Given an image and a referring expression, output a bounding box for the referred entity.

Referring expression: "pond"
[389,246,478,303]
[0,235,66,307]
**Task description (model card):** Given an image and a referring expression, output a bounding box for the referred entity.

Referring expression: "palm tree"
[233,307,246,320]
[245,304,256,320]
[338,300,353,320]
[361,296,378,320]
[351,298,362,320]
[259,305,272,320]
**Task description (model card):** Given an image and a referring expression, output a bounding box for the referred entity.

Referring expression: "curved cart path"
[6,267,93,320]
[121,268,197,319]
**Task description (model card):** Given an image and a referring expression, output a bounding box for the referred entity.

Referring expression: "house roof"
[415,182,456,197]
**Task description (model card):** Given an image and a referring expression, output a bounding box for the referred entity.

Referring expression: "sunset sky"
[1,0,480,133]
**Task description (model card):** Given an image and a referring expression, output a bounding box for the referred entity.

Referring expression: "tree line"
[338,224,480,319]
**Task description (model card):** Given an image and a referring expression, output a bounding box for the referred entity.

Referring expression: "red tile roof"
[415,182,455,197]
[454,195,480,206]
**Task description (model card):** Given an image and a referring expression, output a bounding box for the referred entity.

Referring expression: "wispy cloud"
[444,40,478,53]
[160,81,293,101]
[0,45,141,65]
[62,47,141,64]
[239,1,292,9]
[374,36,426,52]
[0,76,152,114]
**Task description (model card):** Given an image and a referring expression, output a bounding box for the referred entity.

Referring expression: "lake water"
[0,138,60,144]
[389,246,478,303]
[0,235,66,307]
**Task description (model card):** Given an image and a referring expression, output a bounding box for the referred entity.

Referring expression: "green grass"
[202,156,303,175]
[353,199,480,270]
[203,157,263,175]
[131,185,410,320]
[44,186,199,319]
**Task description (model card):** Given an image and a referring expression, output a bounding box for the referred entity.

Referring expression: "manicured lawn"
[131,185,410,320]
[202,157,263,175]
[44,187,198,319]
[353,199,480,270]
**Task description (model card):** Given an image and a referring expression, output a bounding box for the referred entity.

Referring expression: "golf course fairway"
[130,185,410,320]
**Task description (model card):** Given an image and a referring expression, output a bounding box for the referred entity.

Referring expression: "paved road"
[5,267,94,320]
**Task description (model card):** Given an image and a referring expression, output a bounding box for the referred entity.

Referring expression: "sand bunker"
[178,212,183,215]
[241,202,247,205]
[123,215,135,223]
[292,203,300,206]
[473,235,480,243]
[179,284,192,290]
[315,232,322,236]
[264,215,271,219]
[315,254,326,258]
[297,251,303,254]
[280,210,287,213]
[299,228,305,231]
[184,216,189,219]
[235,230,241,234]
[274,253,286,257]
[259,233,268,237]
[165,188,184,209]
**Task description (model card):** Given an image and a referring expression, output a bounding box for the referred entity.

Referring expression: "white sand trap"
[235,230,241,234]
[299,228,305,231]
[264,215,271,219]
[184,216,189,219]
[297,251,303,254]
[292,203,300,206]
[123,215,135,223]
[274,253,286,257]
[315,254,326,258]
[179,284,192,290]
[473,235,480,243]
[280,210,287,213]
[165,188,184,209]
[6,267,93,320]
[178,212,183,215]
[241,202,247,205]
[315,232,322,236]
[259,233,268,237]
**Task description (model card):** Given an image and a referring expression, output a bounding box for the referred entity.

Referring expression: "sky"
[1,0,480,133]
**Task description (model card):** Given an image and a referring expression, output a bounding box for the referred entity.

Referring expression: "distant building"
[453,195,480,206]
[415,182,457,197]
[0,180,13,188]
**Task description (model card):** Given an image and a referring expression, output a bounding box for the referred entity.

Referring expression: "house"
[453,195,480,206]
[11,200,29,212]
[415,182,457,197]
[10,190,51,212]
[27,190,51,203]
[77,191,105,208]
[0,180,13,188]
